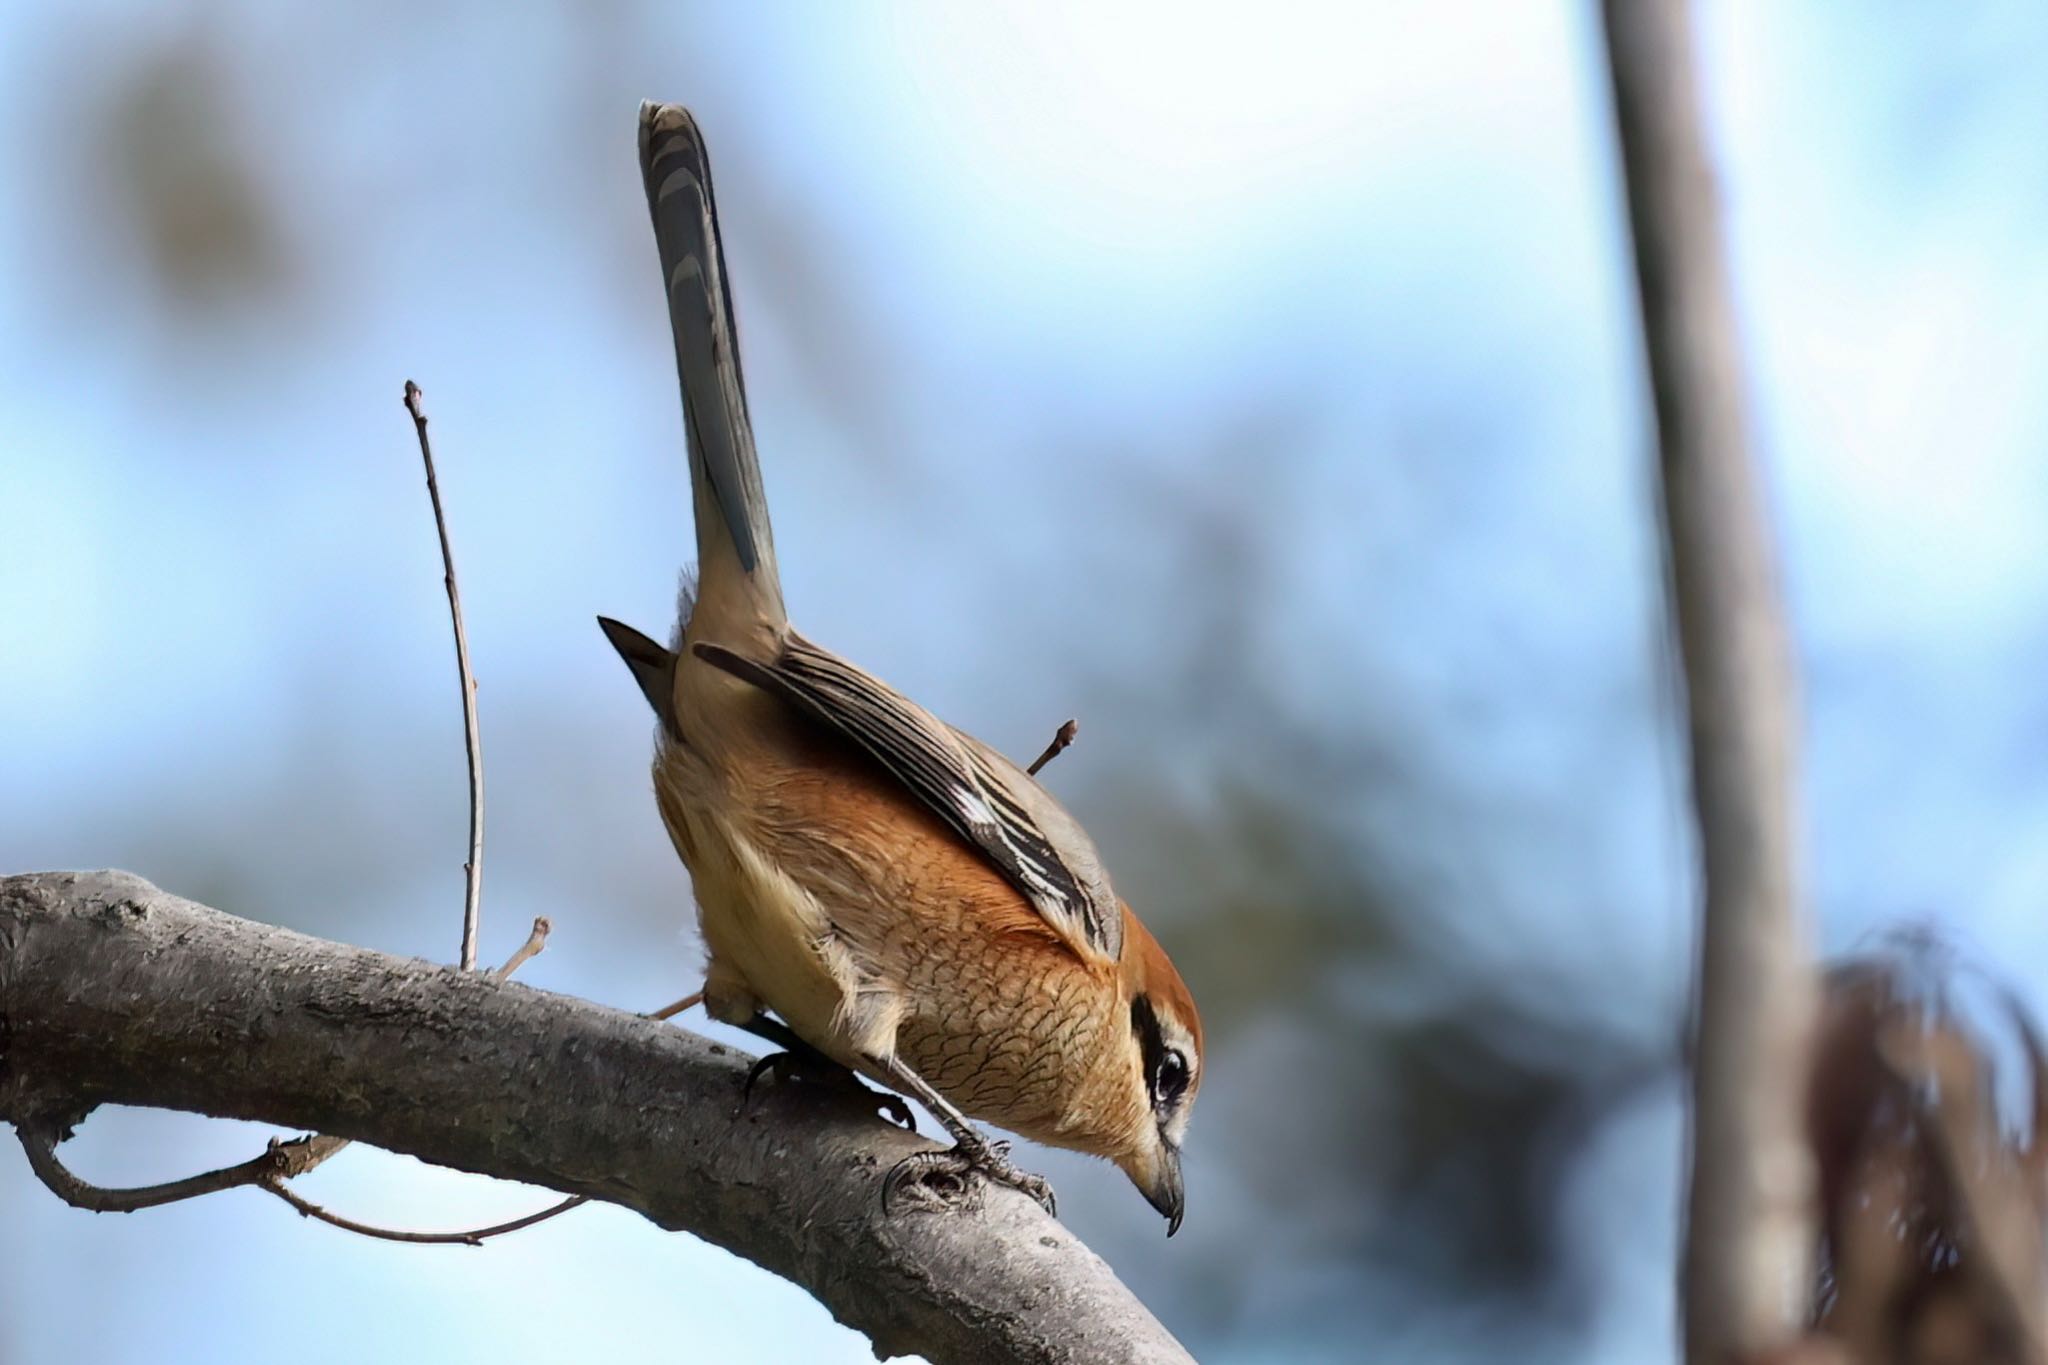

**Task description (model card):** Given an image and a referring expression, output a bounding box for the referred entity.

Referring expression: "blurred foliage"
[1070,437,1677,1332]
[92,25,297,317]
[1804,949,2048,1365]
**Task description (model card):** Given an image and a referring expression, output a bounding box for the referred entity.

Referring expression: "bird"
[599,102,1202,1234]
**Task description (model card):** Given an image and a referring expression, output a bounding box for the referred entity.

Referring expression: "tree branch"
[0,870,1192,1365]
[1598,3,1816,1363]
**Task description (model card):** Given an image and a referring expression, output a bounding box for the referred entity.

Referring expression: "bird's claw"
[738,1051,916,1130]
[883,1138,1057,1217]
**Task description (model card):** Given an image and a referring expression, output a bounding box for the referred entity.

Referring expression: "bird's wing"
[693,634,1124,963]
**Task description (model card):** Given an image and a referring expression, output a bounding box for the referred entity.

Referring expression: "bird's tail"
[639,102,785,642]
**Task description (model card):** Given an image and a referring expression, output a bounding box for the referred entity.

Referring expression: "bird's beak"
[1142,1143,1184,1238]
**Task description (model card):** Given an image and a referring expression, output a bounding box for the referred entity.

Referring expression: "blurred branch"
[0,871,1193,1365]
[1598,3,1816,1363]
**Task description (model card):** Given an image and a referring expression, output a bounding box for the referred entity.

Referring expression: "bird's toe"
[881,1141,1056,1218]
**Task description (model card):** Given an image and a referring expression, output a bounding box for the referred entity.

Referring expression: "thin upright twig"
[405,379,485,972]
[1026,719,1079,777]
[1598,3,1815,1361]
[21,389,547,1251]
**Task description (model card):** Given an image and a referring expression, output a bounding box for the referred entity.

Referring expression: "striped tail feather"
[638,102,784,632]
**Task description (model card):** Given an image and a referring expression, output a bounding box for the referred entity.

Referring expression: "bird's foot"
[883,1136,1057,1217]
[739,1050,916,1130]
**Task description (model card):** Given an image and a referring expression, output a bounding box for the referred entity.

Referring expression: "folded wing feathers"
[762,637,1113,959]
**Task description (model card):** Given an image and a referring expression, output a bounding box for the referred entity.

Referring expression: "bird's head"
[1112,904,1203,1236]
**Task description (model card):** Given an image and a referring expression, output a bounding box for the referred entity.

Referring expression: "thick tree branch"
[1599,3,1816,1363]
[0,870,1192,1365]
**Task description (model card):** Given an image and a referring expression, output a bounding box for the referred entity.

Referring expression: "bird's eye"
[1155,1048,1190,1105]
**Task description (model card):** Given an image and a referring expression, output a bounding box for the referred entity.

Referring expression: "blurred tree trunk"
[1598,3,1817,1362]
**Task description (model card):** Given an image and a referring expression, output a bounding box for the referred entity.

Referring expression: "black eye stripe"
[1131,995,1166,1090]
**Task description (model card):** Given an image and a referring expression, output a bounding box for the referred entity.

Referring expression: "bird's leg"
[867,1052,1057,1216]
[734,1014,915,1130]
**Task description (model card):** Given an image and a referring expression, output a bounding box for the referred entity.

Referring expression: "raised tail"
[639,103,785,639]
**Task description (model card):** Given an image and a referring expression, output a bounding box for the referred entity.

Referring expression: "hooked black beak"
[1143,1143,1184,1237]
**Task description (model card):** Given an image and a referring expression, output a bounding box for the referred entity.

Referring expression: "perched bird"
[600,103,1202,1233]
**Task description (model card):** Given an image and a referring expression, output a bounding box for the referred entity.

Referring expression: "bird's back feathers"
[692,633,1125,964]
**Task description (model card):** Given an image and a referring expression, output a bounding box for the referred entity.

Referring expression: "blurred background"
[4,2,2048,1361]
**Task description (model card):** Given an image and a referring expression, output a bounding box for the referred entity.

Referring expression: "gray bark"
[0,869,1193,1365]
[1599,3,1817,1362]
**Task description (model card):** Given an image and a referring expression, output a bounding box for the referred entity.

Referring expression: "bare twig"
[1598,3,1815,1362]
[648,989,704,1021]
[19,1120,574,1248]
[269,1132,352,1182]
[18,1124,280,1212]
[404,379,485,972]
[55,413,554,1246]
[492,916,551,982]
[15,1126,354,1213]
[1025,719,1079,777]
[261,1178,588,1247]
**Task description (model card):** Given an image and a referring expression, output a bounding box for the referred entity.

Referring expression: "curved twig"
[404,379,486,972]
[261,1178,588,1247]
[17,1124,282,1212]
